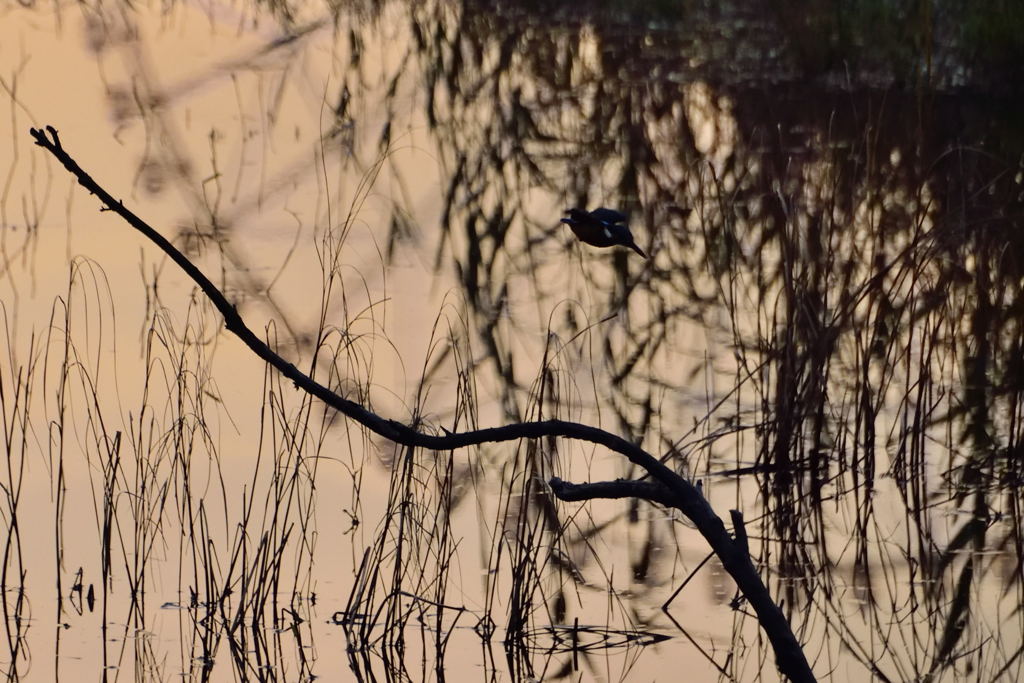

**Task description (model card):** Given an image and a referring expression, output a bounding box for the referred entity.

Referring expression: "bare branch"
[29,125,815,682]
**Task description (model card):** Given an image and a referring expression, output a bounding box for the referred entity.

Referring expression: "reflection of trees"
[39,0,1024,677]
[403,1,1024,678]
[78,5,369,349]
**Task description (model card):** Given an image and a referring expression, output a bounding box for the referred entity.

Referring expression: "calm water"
[2,1,1023,680]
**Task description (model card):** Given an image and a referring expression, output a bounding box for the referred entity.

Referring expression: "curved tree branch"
[30,125,815,682]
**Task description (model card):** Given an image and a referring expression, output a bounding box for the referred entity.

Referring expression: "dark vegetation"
[3,0,1024,681]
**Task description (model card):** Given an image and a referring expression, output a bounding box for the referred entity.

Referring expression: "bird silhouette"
[560,207,647,258]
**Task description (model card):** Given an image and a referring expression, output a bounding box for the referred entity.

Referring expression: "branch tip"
[29,125,62,150]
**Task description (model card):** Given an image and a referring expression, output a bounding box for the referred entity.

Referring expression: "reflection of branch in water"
[88,9,347,351]
[32,124,816,683]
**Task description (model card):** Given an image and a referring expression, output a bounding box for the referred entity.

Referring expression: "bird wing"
[588,207,627,225]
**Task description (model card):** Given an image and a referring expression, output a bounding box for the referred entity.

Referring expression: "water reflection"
[3,0,1024,680]
[401,1,1024,680]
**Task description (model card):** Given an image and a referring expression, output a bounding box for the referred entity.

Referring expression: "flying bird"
[560,207,647,258]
